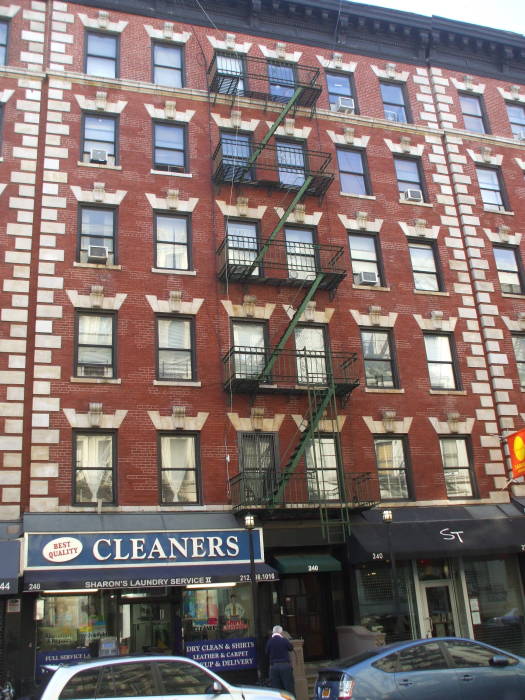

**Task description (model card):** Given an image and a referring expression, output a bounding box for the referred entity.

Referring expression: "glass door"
[420,582,459,638]
[119,602,171,655]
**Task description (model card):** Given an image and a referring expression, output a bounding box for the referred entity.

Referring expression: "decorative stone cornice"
[144,24,191,43]
[428,416,475,434]
[483,225,522,246]
[212,112,259,131]
[208,34,252,53]
[274,206,322,226]
[0,5,20,19]
[78,11,127,32]
[258,43,302,62]
[399,220,440,239]
[292,414,347,433]
[75,93,127,113]
[70,183,127,205]
[350,308,397,328]
[338,212,383,233]
[265,120,311,139]
[63,406,128,429]
[148,410,209,431]
[384,137,424,156]
[362,415,413,434]
[0,89,14,104]
[316,53,356,72]
[451,75,485,94]
[413,312,457,332]
[227,412,285,432]
[221,299,275,319]
[145,191,198,213]
[467,147,503,166]
[371,62,409,82]
[145,293,203,315]
[283,303,334,324]
[327,129,370,148]
[66,288,127,311]
[216,199,267,219]
[144,102,195,122]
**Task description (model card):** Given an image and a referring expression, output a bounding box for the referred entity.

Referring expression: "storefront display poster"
[185,637,256,671]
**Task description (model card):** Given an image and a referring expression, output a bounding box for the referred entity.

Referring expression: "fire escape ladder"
[268,381,335,508]
[257,272,325,384]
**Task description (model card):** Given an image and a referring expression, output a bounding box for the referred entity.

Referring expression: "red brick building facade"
[1,0,525,689]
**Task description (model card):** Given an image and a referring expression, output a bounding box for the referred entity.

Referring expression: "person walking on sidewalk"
[265,625,295,695]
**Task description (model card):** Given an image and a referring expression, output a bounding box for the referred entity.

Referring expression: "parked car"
[313,636,525,700]
[37,655,295,700]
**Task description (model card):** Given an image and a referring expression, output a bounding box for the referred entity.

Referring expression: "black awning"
[273,553,342,574]
[23,562,278,591]
[349,508,525,564]
[0,540,20,595]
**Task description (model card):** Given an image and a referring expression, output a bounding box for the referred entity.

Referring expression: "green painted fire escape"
[214,69,351,540]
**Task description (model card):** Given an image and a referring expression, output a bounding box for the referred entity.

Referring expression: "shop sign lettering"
[26,530,263,569]
[185,637,256,671]
[35,649,91,679]
[439,527,464,543]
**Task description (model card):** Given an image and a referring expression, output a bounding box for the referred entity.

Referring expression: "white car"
[39,655,295,700]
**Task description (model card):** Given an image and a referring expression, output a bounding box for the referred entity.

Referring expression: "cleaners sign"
[185,638,256,671]
[25,529,263,569]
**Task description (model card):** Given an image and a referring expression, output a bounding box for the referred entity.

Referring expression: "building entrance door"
[420,582,459,638]
[279,574,332,660]
[119,601,172,655]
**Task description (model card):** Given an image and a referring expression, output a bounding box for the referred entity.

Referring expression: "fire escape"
[209,54,378,540]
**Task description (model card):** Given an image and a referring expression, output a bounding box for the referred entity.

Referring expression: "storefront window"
[182,586,254,641]
[355,562,419,643]
[36,593,116,652]
[464,557,525,655]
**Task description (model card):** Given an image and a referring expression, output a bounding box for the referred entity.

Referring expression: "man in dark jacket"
[265,625,295,694]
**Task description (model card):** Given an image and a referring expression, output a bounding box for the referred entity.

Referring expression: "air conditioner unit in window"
[385,110,399,122]
[90,148,108,164]
[404,188,423,202]
[82,364,107,378]
[87,245,109,263]
[357,271,379,285]
[335,96,355,113]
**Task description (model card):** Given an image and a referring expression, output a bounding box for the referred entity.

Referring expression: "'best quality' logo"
[42,537,83,563]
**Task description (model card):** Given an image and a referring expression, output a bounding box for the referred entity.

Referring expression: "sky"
[347,0,524,35]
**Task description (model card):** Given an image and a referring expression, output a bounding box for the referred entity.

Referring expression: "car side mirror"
[490,655,510,667]
[211,681,225,694]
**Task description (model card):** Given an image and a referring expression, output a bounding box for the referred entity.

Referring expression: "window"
[276,140,306,187]
[78,207,115,263]
[294,325,327,384]
[157,660,215,695]
[85,31,118,78]
[361,329,396,388]
[380,82,409,123]
[82,114,117,165]
[232,321,266,378]
[216,53,245,94]
[76,312,115,378]
[476,166,507,211]
[159,434,198,504]
[507,103,525,139]
[459,93,488,133]
[512,335,525,388]
[239,433,277,502]
[268,61,295,102]
[285,227,316,280]
[326,72,355,111]
[349,233,382,286]
[98,662,156,697]
[374,437,410,500]
[439,437,474,498]
[155,214,190,270]
[493,246,523,294]
[60,668,101,699]
[73,432,115,505]
[152,42,183,87]
[0,20,7,65]
[220,131,252,182]
[394,157,424,199]
[424,333,459,390]
[157,317,194,380]
[226,219,259,273]
[153,122,186,172]
[444,639,516,668]
[337,148,370,196]
[305,436,340,500]
[408,241,440,291]
[397,642,448,671]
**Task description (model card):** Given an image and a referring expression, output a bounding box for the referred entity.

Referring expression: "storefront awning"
[273,553,342,574]
[349,504,525,564]
[0,540,20,595]
[23,562,278,591]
